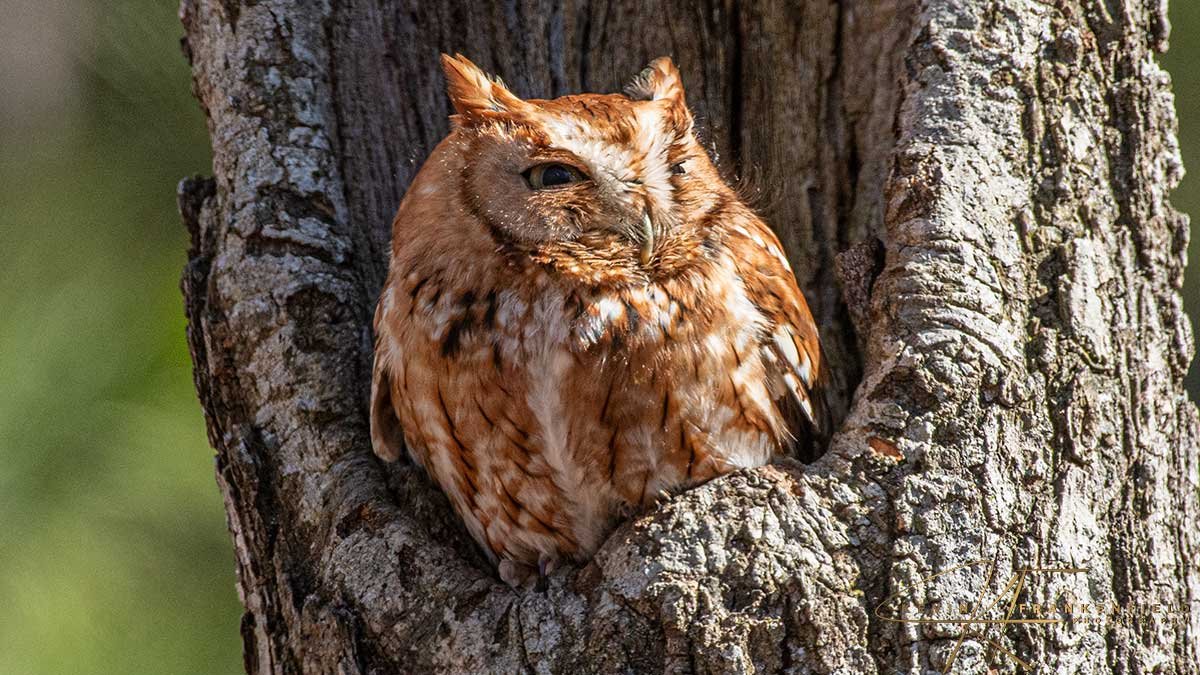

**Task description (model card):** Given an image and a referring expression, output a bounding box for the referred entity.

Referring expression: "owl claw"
[537,555,558,578]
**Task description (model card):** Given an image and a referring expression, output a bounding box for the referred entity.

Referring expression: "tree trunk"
[178,0,1200,672]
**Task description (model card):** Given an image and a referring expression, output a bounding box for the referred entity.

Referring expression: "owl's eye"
[525,163,586,189]
[670,162,687,176]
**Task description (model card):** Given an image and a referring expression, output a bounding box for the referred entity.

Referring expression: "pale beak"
[639,211,654,266]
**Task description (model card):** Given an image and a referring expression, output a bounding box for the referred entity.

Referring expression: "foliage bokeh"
[0,2,1197,674]
[0,1,241,674]
[1163,3,1200,395]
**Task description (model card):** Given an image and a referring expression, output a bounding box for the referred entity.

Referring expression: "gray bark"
[178,0,1200,672]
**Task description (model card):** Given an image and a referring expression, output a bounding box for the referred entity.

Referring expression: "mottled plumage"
[371,54,829,586]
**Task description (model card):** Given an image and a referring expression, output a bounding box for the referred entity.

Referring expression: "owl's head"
[439,54,730,271]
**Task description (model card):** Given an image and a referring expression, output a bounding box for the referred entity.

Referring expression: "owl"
[370,54,829,587]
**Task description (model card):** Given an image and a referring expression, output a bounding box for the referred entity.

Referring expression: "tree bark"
[178,0,1200,672]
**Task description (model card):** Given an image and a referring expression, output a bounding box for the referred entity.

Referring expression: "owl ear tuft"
[625,57,687,106]
[625,56,691,129]
[441,53,526,121]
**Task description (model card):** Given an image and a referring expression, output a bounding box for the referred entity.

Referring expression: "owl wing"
[731,220,831,458]
[370,295,405,462]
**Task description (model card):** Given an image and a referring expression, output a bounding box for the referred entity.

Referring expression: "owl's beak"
[639,211,654,266]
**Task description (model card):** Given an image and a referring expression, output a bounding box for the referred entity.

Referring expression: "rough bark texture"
[179,1,1200,672]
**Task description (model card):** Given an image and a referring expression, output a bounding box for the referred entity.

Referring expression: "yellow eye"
[525,163,587,189]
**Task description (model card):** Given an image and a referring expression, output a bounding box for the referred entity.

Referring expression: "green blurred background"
[0,2,1197,674]
[0,1,241,673]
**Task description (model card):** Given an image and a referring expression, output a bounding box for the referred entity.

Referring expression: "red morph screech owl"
[370,54,829,587]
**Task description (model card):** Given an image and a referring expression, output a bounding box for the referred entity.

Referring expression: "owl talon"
[537,555,559,578]
[498,560,536,589]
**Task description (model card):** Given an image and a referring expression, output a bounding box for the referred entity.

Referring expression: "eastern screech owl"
[370,54,828,587]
